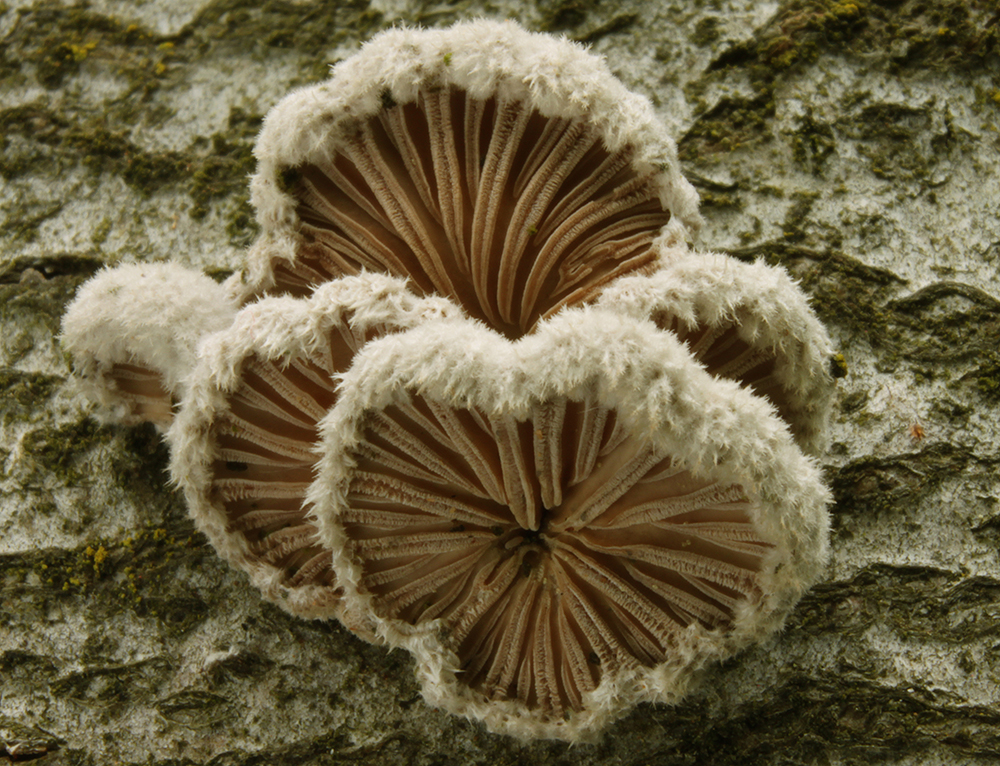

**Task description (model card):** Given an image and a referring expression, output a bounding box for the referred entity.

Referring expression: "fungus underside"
[655,315,790,426]
[344,393,771,718]
[210,318,380,589]
[274,89,672,339]
[205,304,793,603]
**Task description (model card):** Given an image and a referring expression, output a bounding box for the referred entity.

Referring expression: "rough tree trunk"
[2,0,999,764]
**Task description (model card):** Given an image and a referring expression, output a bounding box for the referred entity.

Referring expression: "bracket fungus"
[60,19,838,743]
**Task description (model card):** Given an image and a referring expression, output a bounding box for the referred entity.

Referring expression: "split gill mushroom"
[310,307,830,740]
[169,274,458,624]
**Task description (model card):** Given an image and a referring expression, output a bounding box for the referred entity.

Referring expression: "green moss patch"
[0,0,384,245]
[0,200,63,242]
[179,0,381,57]
[707,0,997,90]
[836,102,955,181]
[707,1,869,87]
[887,281,1000,362]
[3,2,177,92]
[726,241,906,346]
[49,657,174,706]
[683,0,998,180]
[0,370,62,427]
[18,419,173,518]
[20,417,111,484]
[793,563,1000,646]
[887,281,1000,401]
[790,109,837,174]
[1,101,261,243]
[674,675,1000,764]
[2,513,213,634]
[156,690,233,728]
[726,244,1000,403]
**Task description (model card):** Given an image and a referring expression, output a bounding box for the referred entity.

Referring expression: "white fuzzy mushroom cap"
[243,19,702,311]
[310,306,830,741]
[597,249,837,454]
[61,262,239,427]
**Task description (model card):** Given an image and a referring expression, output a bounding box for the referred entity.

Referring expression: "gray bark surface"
[1,0,999,763]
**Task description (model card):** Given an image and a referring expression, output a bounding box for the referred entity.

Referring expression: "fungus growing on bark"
[169,274,456,622]
[244,20,701,337]
[58,18,839,744]
[60,263,239,429]
[312,308,830,740]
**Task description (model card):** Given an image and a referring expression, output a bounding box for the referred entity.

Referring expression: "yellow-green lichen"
[6,5,176,94]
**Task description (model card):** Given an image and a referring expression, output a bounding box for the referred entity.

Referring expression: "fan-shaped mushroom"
[170,274,457,623]
[312,308,830,740]
[597,252,836,454]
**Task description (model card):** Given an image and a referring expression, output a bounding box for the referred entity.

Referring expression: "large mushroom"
[161,275,831,738]
[310,307,830,740]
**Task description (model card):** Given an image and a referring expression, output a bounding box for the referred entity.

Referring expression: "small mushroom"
[597,251,836,454]
[60,263,240,429]
[244,20,702,337]
[170,274,457,623]
[310,307,830,740]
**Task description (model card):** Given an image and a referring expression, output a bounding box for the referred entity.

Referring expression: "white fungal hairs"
[60,263,239,428]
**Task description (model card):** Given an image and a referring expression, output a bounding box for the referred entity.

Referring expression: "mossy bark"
[2,0,999,763]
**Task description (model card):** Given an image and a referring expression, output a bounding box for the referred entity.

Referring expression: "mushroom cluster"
[62,20,836,741]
